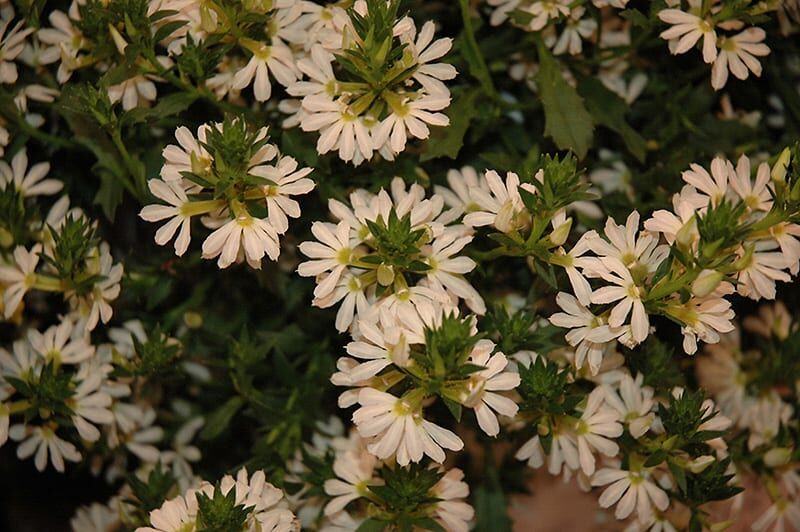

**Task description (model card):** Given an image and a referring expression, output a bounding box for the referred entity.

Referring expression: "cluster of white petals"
[658,0,771,90]
[137,467,299,532]
[298,176,483,333]
[141,121,314,269]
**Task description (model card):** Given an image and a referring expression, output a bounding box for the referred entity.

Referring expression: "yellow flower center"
[720,38,738,52]
[625,284,641,300]
[337,247,352,265]
[393,399,412,416]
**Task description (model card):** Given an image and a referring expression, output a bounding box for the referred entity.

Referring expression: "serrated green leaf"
[535,44,594,159]
[577,75,646,162]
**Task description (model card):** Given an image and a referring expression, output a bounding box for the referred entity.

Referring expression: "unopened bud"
[675,217,697,250]
[183,311,203,329]
[688,455,715,473]
[548,218,572,247]
[375,35,392,64]
[772,147,791,184]
[0,228,13,248]
[108,24,128,55]
[691,269,723,298]
[731,246,754,272]
[662,435,679,451]
[200,5,218,33]
[377,264,395,286]
[190,152,208,176]
[764,447,793,467]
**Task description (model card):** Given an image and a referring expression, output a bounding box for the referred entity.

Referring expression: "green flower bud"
[377,263,395,286]
[183,311,203,329]
[548,218,572,247]
[675,217,698,250]
[0,227,13,248]
[771,147,791,184]
[688,455,715,473]
[108,24,128,55]
[764,447,793,467]
[691,269,724,298]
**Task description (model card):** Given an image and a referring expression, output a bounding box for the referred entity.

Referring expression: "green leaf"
[443,396,463,421]
[533,260,558,290]
[535,43,594,159]
[122,92,199,126]
[126,464,177,513]
[473,484,513,532]
[456,0,496,98]
[644,449,668,467]
[146,278,174,310]
[94,173,125,220]
[669,459,688,494]
[576,75,646,162]
[412,517,446,532]
[620,8,652,28]
[356,519,388,532]
[421,88,480,161]
[200,396,245,440]
[153,19,187,44]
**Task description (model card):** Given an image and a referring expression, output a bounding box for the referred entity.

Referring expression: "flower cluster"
[286,421,474,531]
[0,315,208,487]
[696,302,800,530]
[551,151,800,362]
[1,150,123,331]
[514,339,737,530]
[487,0,627,56]
[135,467,298,532]
[341,312,519,465]
[658,0,772,90]
[35,0,455,164]
[1,0,799,529]
[0,319,112,472]
[283,0,455,163]
[140,118,314,268]
[298,176,483,332]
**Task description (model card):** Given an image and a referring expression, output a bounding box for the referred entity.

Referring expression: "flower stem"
[458,0,498,99]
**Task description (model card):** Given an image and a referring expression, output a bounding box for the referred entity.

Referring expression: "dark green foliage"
[517,356,577,417]
[41,214,103,293]
[658,389,726,445]
[196,483,251,532]
[363,465,445,532]
[481,304,561,357]
[7,362,76,424]
[126,464,179,514]
[363,209,431,273]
